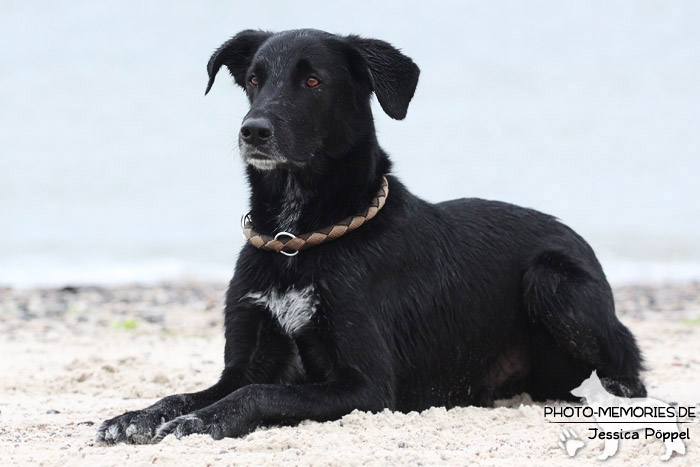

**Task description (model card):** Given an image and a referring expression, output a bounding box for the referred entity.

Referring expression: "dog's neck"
[246,144,390,235]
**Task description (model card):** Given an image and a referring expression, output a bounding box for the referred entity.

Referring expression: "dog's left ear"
[346,36,420,120]
[205,30,273,95]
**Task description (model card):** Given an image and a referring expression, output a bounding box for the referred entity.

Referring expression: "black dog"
[97,29,645,444]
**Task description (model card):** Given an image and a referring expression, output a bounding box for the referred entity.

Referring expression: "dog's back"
[337,189,641,409]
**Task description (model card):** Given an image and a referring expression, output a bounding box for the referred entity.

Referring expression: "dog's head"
[570,370,604,401]
[205,29,419,171]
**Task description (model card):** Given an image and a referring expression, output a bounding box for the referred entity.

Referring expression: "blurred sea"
[1,1,699,287]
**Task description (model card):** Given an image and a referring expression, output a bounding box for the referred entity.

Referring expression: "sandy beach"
[1,281,698,466]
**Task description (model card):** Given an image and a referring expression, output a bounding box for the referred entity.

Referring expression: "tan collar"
[242,176,389,256]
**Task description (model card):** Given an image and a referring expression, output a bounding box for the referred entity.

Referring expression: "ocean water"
[1,1,699,287]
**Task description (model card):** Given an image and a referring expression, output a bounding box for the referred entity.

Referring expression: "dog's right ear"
[344,35,420,120]
[205,30,272,95]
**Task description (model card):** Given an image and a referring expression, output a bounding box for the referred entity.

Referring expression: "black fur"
[97,29,645,444]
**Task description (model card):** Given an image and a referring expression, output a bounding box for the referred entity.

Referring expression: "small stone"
[151,373,169,385]
[46,409,60,414]
[75,373,91,382]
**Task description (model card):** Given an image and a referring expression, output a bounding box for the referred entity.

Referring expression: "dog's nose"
[240,118,273,146]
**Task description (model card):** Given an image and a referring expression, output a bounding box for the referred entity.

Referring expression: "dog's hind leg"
[523,247,646,401]
[660,424,686,460]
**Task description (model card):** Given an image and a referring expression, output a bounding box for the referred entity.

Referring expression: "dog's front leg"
[97,303,294,444]
[599,438,619,460]
[96,380,232,444]
[154,367,391,441]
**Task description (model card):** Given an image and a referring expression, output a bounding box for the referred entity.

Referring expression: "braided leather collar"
[242,176,389,256]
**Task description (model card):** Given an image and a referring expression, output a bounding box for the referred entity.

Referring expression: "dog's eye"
[305,77,320,88]
[249,76,259,86]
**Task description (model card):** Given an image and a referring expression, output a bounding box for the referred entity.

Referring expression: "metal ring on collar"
[274,231,299,257]
[240,212,252,240]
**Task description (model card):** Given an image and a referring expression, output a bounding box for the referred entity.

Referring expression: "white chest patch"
[244,285,318,335]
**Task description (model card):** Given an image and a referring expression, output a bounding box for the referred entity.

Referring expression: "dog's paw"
[153,414,212,442]
[96,410,167,445]
[152,409,255,443]
[557,428,584,457]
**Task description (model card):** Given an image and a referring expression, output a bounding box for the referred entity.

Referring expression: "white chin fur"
[246,158,280,171]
